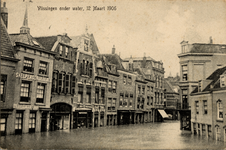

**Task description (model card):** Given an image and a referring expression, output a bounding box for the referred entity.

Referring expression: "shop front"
[73,108,92,129]
[50,103,72,131]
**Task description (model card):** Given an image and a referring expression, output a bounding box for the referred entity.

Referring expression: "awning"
[158,109,168,118]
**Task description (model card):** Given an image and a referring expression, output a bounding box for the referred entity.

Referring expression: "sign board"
[16,72,50,82]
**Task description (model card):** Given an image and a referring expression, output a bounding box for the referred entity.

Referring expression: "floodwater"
[0,120,225,149]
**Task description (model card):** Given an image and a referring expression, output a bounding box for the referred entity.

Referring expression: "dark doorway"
[41,113,47,132]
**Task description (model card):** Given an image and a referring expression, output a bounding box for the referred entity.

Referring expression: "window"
[112,98,116,110]
[123,75,127,84]
[147,86,150,92]
[128,76,132,85]
[182,65,188,81]
[0,118,6,135]
[1,75,7,102]
[64,74,70,94]
[89,63,93,78]
[142,87,145,95]
[124,94,128,107]
[20,81,31,102]
[108,80,112,92]
[220,75,225,87]
[36,83,45,103]
[15,111,23,134]
[65,47,69,58]
[100,88,105,104]
[52,72,58,93]
[198,81,201,92]
[151,86,153,92]
[84,39,89,51]
[217,100,223,120]
[86,86,91,103]
[39,61,47,75]
[151,97,153,105]
[95,87,99,103]
[203,100,207,114]
[78,86,83,103]
[138,86,141,94]
[58,73,64,93]
[130,94,133,107]
[71,75,76,94]
[120,94,123,106]
[196,101,199,114]
[29,112,36,133]
[108,98,112,111]
[23,58,33,72]
[182,89,188,109]
[137,97,140,109]
[112,81,116,93]
[59,45,63,56]
[147,96,150,105]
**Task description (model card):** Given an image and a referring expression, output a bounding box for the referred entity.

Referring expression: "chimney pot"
[209,36,213,44]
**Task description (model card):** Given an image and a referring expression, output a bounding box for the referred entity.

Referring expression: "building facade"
[178,39,226,130]
[190,66,226,142]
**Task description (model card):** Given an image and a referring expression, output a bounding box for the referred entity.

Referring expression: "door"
[15,112,23,134]
[41,113,47,132]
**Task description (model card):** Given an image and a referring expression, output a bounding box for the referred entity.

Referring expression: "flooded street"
[1,120,225,149]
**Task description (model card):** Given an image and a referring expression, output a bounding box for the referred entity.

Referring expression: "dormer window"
[198,81,201,92]
[220,75,225,87]
[84,39,89,51]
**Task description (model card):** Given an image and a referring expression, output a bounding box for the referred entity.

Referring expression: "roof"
[189,43,226,53]
[123,56,155,61]
[191,66,226,94]
[9,33,45,49]
[164,80,178,93]
[0,17,15,58]
[35,36,57,51]
[100,54,125,70]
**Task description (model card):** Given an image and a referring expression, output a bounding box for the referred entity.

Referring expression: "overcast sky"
[3,0,226,77]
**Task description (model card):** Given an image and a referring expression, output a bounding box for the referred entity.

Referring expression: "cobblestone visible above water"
[0,120,225,149]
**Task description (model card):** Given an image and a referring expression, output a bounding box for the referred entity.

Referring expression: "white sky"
[3,0,226,77]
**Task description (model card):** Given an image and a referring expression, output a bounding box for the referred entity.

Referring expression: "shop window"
[29,112,36,133]
[23,58,34,73]
[78,86,83,103]
[112,98,116,110]
[182,65,188,81]
[36,83,45,103]
[217,100,223,120]
[71,75,76,94]
[59,45,63,56]
[39,61,47,75]
[0,118,6,135]
[20,81,31,102]
[86,86,91,103]
[203,100,207,114]
[15,111,23,134]
[196,101,199,114]
[108,80,112,92]
[120,94,123,106]
[95,87,99,103]
[64,74,70,94]
[182,89,188,109]
[108,98,112,111]
[52,72,58,93]
[130,94,133,107]
[112,81,116,93]
[1,75,7,102]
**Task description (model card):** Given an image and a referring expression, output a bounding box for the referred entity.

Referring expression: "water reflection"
[1,121,225,149]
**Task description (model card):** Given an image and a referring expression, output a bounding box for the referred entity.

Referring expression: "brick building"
[178,38,226,130]
[8,4,55,134]
[0,2,19,136]
[190,66,226,142]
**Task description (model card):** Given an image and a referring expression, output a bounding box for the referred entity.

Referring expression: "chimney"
[112,45,115,54]
[142,52,146,68]
[1,2,8,28]
[129,55,133,71]
[209,36,213,44]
